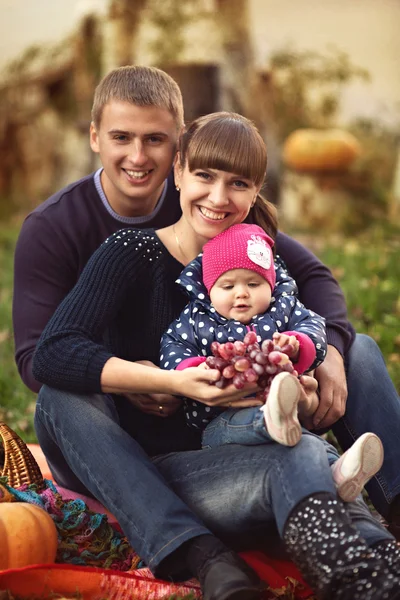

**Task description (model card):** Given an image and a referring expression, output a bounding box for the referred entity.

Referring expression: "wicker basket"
[0,422,45,491]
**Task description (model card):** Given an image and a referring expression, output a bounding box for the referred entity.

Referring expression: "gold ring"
[159,405,164,414]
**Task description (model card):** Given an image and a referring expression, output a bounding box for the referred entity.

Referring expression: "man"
[13,66,400,584]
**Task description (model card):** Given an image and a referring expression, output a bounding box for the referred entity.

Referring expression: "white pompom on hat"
[202,223,276,293]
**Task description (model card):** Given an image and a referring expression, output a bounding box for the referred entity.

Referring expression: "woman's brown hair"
[179,112,278,240]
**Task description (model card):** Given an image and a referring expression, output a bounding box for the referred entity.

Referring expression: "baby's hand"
[272,332,299,359]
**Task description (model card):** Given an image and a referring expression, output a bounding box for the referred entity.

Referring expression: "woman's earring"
[176,186,180,192]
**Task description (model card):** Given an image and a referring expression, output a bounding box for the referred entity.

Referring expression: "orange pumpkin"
[0,502,58,570]
[282,128,361,172]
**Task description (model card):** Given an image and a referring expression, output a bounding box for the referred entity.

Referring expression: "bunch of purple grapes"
[206,331,298,400]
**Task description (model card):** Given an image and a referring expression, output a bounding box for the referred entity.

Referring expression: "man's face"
[90,100,180,217]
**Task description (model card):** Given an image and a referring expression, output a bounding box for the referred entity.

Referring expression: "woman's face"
[175,163,260,242]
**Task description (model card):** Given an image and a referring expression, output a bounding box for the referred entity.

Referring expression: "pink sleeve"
[176,356,207,371]
[285,331,316,374]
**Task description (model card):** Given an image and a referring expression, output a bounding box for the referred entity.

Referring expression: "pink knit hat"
[202,224,276,293]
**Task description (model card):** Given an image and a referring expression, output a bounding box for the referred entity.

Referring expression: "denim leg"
[331,334,400,517]
[345,496,395,547]
[156,434,392,549]
[155,433,337,538]
[202,406,277,448]
[34,386,210,573]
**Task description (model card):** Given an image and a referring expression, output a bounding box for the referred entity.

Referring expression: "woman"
[33,112,400,600]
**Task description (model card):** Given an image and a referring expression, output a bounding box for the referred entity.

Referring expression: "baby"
[161,224,383,502]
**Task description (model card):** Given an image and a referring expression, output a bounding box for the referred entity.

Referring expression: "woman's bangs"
[187,120,266,187]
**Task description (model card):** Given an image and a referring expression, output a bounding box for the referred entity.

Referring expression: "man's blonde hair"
[91,65,184,129]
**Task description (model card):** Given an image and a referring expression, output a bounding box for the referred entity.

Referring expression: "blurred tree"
[268,46,370,141]
[107,0,148,67]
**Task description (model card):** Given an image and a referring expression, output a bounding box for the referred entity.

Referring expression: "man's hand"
[297,373,319,429]
[123,392,182,417]
[312,345,348,429]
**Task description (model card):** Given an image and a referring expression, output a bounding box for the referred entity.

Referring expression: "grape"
[205,356,217,369]
[222,365,236,379]
[247,343,261,353]
[233,341,246,356]
[224,342,235,357]
[261,339,274,354]
[268,351,286,365]
[214,357,229,371]
[254,352,268,365]
[281,343,296,358]
[244,368,258,383]
[215,376,229,389]
[211,341,221,356]
[234,357,251,372]
[232,373,246,389]
[258,376,270,389]
[205,332,297,398]
[218,344,230,360]
[252,363,265,376]
[243,331,257,346]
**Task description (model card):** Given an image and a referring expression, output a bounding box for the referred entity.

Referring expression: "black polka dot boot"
[282,493,400,599]
[372,539,400,575]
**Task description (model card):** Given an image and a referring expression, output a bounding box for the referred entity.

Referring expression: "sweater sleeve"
[275,232,355,356]
[160,304,204,371]
[13,212,79,393]
[32,231,150,393]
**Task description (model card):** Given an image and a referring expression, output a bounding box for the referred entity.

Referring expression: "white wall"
[249,0,400,126]
[0,0,108,71]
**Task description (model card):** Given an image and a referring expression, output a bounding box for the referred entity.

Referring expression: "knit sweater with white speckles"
[33,228,355,394]
[33,229,187,392]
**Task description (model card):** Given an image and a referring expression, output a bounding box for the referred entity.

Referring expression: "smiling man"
[14,66,184,394]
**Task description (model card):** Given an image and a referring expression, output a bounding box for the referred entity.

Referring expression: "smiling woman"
[157,112,272,264]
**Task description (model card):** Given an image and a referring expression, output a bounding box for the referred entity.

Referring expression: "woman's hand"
[312,345,348,429]
[124,360,182,417]
[177,367,262,408]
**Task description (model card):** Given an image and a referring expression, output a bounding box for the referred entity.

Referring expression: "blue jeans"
[35,382,392,576]
[330,334,400,518]
[202,405,290,447]
[201,409,347,473]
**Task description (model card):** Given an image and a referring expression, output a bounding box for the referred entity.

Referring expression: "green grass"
[299,224,400,392]
[0,222,37,442]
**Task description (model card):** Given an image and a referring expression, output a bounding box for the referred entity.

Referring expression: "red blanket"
[7,444,314,599]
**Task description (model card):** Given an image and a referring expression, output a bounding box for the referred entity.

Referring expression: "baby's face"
[209,268,272,324]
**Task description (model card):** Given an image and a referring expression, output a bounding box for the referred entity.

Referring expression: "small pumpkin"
[0,502,58,570]
[282,128,361,172]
